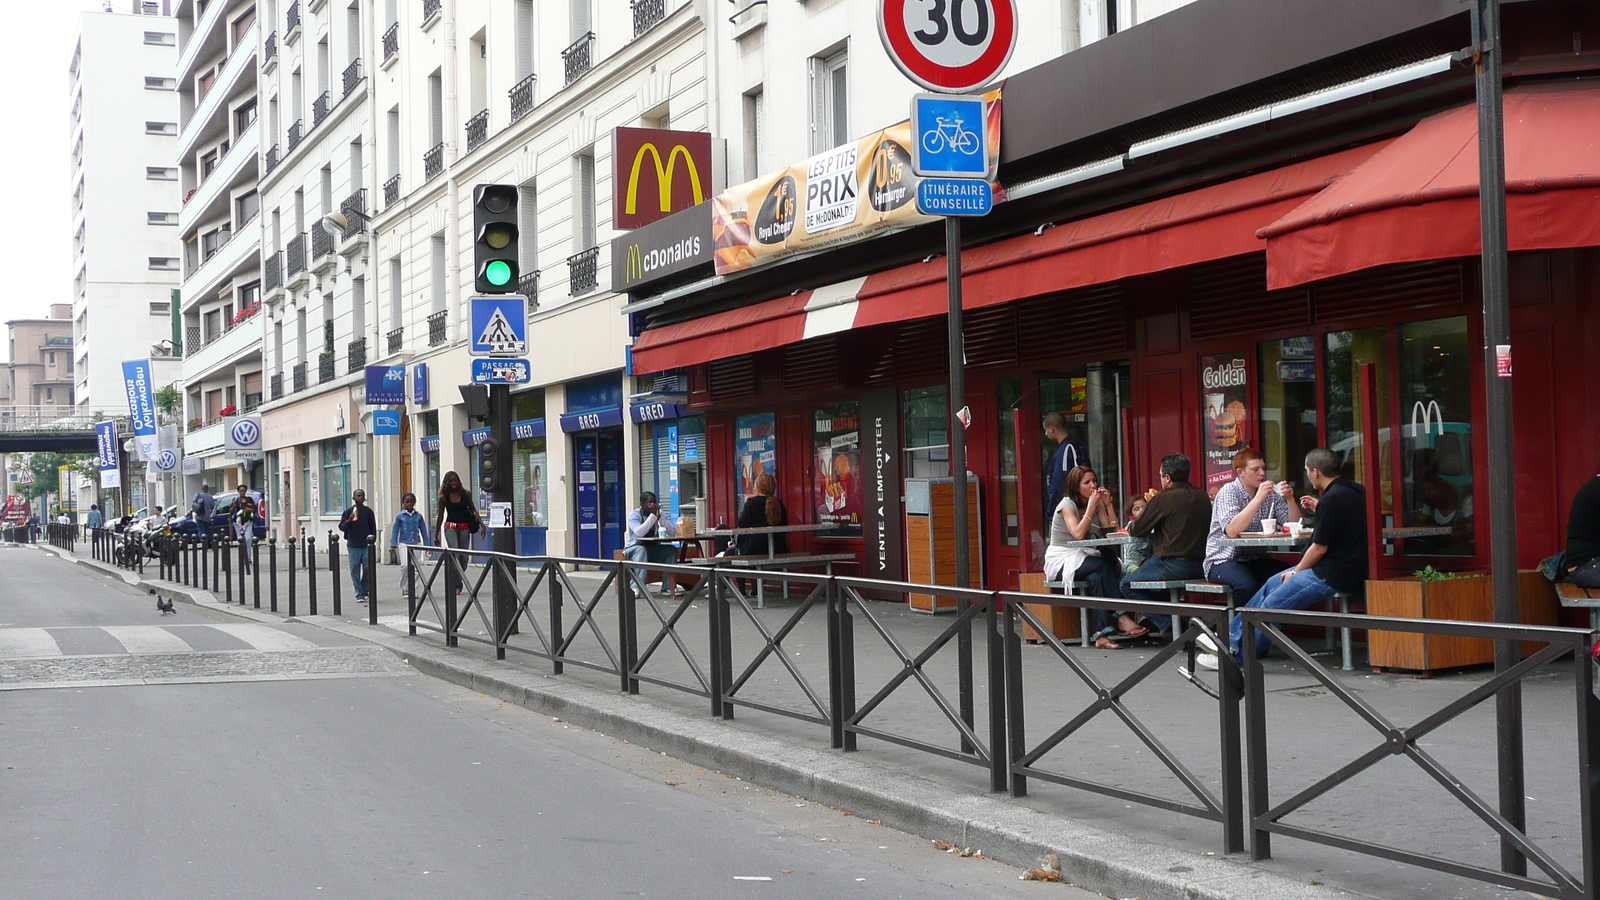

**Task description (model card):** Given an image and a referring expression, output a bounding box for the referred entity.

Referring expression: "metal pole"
[329,531,342,617]
[1474,0,1524,876]
[307,534,318,616]
[269,537,278,613]
[489,383,518,637]
[368,535,379,626]
[945,216,976,752]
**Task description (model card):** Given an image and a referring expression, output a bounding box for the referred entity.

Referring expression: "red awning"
[1261,86,1600,289]
[632,143,1387,372]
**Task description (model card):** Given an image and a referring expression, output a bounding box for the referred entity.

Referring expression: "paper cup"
[1260,518,1277,534]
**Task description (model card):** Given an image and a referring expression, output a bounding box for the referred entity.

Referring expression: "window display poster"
[1200,353,1252,496]
[734,413,776,507]
[812,403,862,531]
[523,451,547,527]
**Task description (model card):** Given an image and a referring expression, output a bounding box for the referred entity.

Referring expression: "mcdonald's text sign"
[610,200,713,293]
[613,127,713,229]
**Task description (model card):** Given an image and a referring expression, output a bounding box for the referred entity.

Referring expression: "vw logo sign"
[230,418,261,447]
[156,450,179,471]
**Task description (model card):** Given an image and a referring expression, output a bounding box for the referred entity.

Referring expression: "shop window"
[1256,336,1319,488]
[321,438,350,516]
[733,413,776,509]
[901,387,950,479]
[640,416,704,530]
[812,402,862,536]
[1397,317,1474,556]
[300,451,311,521]
[1325,327,1394,518]
[1038,363,1130,515]
[996,378,1021,546]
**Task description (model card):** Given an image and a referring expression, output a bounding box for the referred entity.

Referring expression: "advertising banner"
[95,421,121,490]
[811,403,863,534]
[1200,353,1252,496]
[734,413,777,508]
[121,360,159,463]
[712,92,1001,276]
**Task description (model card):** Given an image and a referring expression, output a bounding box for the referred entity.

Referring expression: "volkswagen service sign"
[365,365,407,405]
[224,415,264,461]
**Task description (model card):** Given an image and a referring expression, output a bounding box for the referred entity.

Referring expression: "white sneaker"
[1194,651,1220,672]
[1195,632,1219,654]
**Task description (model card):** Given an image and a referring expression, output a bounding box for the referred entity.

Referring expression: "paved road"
[0,546,1092,899]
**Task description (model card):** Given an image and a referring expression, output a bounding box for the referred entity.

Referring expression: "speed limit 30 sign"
[878,0,1018,93]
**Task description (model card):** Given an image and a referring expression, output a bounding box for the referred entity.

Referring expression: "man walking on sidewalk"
[191,484,216,536]
[338,489,378,603]
[389,492,429,600]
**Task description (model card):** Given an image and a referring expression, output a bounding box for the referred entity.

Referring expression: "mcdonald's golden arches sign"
[612,127,713,230]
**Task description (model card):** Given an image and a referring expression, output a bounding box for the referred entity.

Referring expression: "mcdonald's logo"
[613,127,713,229]
[626,243,645,282]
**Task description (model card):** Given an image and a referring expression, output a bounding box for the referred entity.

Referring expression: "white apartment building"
[174,0,264,497]
[69,7,184,419]
[255,0,376,539]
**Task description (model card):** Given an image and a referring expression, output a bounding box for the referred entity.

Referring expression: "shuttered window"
[515,0,535,79]
[386,107,400,179]
[430,233,447,312]
[576,151,596,250]
[570,0,590,40]
[519,182,539,272]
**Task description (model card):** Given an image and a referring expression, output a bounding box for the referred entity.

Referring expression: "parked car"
[170,493,267,539]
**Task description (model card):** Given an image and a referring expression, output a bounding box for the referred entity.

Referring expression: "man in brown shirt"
[1118,453,1212,636]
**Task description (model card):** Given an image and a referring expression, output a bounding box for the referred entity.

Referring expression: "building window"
[743,88,765,180]
[388,257,403,329]
[149,301,171,316]
[148,212,179,225]
[321,438,350,516]
[144,31,176,45]
[236,190,260,224]
[144,76,176,91]
[430,233,447,311]
[234,99,258,133]
[147,167,179,181]
[809,48,849,153]
[146,121,177,136]
[574,150,596,251]
[148,257,179,271]
[519,181,538,275]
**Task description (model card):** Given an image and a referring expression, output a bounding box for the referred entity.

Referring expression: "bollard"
[329,531,342,617]
[306,535,318,616]
[199,535,209,591]
[211,534,221,592]
[238,533,249,605]
[268,537,278,613]
[252,537,261,609]
[181,535,190,585]
[287,535,298,618]
[222,536,233,605]
[367,535,379,626]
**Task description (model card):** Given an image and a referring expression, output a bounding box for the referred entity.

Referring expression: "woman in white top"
[1044,466,1139,647]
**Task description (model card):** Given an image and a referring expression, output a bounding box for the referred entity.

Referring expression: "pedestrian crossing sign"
[469,295,528,357]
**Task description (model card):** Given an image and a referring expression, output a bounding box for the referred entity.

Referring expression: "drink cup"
[1260,518,1278,535]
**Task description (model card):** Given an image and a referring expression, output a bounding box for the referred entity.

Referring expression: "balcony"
[423,142,444,182]
[519,270,540,307]
[264,143,280,174]
[339,188,367,240]
[383,174,401,208]
[181,229,258,304]
[263,251,283,294]
[427,310,447,346]
[312,91,330,126]
[285,1,301,40]
[318,353,335,384]
[286,233,307,277]
[385,326,403,356]
[184,420,226,454]
[465,109,489,153]
[324,319,335,355]
[176,21,256,161]
[311,223,333,264]
[342,58,362,97]
[270,372,283,401]
[264,31,277,64]
[182,315,262,384]
[178,118,258,235]
[288,119,303,151]
[563,33,595,86]
[422,0,441,27]
[347,338,367,373]
[292,362,307,392]
[382,23,399,61]
[242,392,262,413]
[509,73,537,123]
[567,246,599,295]
[632,0,666,37]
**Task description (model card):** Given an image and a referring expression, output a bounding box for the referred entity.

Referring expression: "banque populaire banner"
[711,91,1002,276]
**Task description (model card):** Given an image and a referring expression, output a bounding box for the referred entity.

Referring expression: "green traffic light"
[485,259,512,286]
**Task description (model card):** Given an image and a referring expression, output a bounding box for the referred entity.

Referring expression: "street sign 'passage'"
[878,0,1018,93]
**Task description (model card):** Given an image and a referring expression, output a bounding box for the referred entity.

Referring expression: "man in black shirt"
[1564,473,1600,587]
[1201,447,1367,665]
[338,489,379,602]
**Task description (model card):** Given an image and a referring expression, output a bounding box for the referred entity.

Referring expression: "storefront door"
[599,431,624,558]
[574,435,600,558]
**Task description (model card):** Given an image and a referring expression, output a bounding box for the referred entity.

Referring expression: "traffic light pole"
[489,382,517,643]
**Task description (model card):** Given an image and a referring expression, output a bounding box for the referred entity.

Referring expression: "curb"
[42,547,1355,900]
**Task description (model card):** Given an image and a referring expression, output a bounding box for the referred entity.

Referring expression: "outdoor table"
[1218,532,1313,551]
[1058,533,1138,550]
[1382,526,1453,541]
[683,524,835,604]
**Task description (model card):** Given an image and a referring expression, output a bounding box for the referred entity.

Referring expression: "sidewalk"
[38,540,1583,900]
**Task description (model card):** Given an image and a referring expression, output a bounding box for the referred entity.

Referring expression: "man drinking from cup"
[1202,448,1303,602]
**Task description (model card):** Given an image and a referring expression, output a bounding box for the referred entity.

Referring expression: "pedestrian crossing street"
[0,623,320,660]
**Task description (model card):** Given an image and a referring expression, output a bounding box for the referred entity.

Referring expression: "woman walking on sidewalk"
[433,471,481,596]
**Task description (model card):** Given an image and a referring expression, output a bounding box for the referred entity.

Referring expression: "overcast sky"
[0,1,120,362]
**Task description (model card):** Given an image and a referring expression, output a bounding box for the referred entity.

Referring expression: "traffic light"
[478,438,501,492]
[472,184,519,293]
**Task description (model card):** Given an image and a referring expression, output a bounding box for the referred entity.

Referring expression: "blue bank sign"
[365,365,407,405]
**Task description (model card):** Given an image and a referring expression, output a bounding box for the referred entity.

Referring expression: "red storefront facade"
[622,0,1600,623]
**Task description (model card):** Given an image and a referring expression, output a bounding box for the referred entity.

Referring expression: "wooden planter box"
[1367,571,1560,674]
[1017,573,1084,642]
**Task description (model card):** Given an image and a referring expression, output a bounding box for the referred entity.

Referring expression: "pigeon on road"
[156,596,176,615]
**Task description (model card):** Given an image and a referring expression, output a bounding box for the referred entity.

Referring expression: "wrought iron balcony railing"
[519,270,540,306]
[264,143,281,173]
[347,338,367,373]
[270,372,283,401]
[385,326,403,356]
[292,362,307,392]
[342,58,362,97]
[185,325,203,354]
[264,32,277,62]
[465,109,489,152]
[311,223,333,260]
[318,352,335,384]
[287,118,303,151]
[263,251,283,292]
[509,73,537,122]
[422,0,440,25]
[286,233,307,275]
[632,0,666,37]
[427,310,447,346]
[312,90,330,126]
[286,0,300,32]
[339,188,366,238]
[423,142,444,181]
[567,246,599,295]
[382,22,399,60]
[383,174,400,208]
[563,33,594,86]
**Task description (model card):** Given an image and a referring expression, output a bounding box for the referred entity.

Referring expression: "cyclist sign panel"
[878,0,1018,93]
[911,94,988,178]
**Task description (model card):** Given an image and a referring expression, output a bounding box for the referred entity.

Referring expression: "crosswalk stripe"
[206,623,317,651]
[100,625,193,655]
[0,628,62,659]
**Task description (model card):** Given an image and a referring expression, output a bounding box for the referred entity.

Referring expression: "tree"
[18,452,97,501]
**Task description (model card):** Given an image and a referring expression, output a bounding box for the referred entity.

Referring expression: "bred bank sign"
[613,127,714,230]
[611,200,714,294]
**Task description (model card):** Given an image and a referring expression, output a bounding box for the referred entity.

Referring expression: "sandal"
[1116,623,1150,639]
[1095,636,1127,650]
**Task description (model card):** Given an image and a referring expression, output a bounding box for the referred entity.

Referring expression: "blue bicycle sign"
[911,93,988,178]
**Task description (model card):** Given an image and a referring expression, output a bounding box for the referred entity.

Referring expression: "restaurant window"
[812,402,862,536]
[1038,363,1130,515]
[1325,327,1394,519]
[422,411,440,526]
[901,386,950,479]
[321,438,350,516]
[512,390,547,528]
[1397,316,1474,556]
[641,415,704,530]
[996,378,1021,546]
[733,412,776,510]
[1256,336,1319,488]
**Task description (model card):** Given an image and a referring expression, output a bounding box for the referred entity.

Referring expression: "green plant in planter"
[155,384,181,414]
[1413,566,1482,583]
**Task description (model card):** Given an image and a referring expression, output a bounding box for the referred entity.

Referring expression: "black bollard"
[222,536,233,604]
[306,535,318,616]
[238,533,248,605]
[329,531,342,617]
[268,537,278,613]
[200,535,210,591]
[211,534,221,592]
[287,535,298,617]
[367,535,379,626]
[252,537,261,608]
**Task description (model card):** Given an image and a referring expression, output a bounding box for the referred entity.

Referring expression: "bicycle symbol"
[922,115,981,156]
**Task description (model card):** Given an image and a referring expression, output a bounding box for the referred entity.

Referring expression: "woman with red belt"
[433,471,481,596]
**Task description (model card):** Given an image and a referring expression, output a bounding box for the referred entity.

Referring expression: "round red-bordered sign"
[878,0,1017,93]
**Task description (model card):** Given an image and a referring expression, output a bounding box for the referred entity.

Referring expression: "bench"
[1130,579,1190,638]
[1036,579,1091,647]
[1557,582,1600,631]
[687,552,857,607]
[1179,582,1354,670]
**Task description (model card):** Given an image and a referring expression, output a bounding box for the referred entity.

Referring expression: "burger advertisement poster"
[1200,354,1251,496]
[812,403,863,534]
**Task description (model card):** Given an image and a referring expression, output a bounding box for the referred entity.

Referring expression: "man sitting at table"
[1559,471,1600,587]
[1119,453,1212,638]
[624,492,679,591]
[1203,448,1303,602]
[1199,447,1367,668]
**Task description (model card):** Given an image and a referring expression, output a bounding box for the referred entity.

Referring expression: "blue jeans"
[623,543,677,565]
[1229,568,1338,659]
[348,545,371,599]
[1119,557,1203,634]
[1206,557,1289,604]
[1570,558,1600,588]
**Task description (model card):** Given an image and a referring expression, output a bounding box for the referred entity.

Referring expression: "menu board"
[812,403,862,533]
[1200,353,1252,496]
